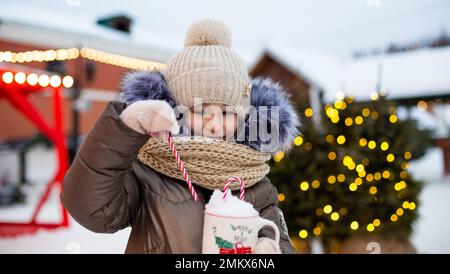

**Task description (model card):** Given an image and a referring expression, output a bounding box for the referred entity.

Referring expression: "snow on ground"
[0,145,449,253]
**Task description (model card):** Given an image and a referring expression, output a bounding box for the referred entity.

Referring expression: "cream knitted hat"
[162,18,251,114]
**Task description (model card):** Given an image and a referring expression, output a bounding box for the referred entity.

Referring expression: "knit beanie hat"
[162,18,252,115]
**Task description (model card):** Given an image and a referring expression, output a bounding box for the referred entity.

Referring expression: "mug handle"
[257,217,280,243]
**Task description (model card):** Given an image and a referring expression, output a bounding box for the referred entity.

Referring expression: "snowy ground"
[0,145,449,253]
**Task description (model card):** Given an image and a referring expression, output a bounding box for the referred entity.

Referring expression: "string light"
[396,208,404,216]
[326,134,335,143]
[345,117,353,126]
[330,212,340,221]
[354,116,363,125]
[382,170,391,179]
[362,108,371,117]
[354,178,363,186]
[304,108,314,117]
[323,205,333,214]
[350,221,359,230]
[404,151,412,160]
[278,193,285,202]
[327,175,336,184]
[349,183,357,191]
[300,181,309,191]
[299,230,308,239]
[367,223,375,232]
[380,141,389,151]
[337,135,346,145]
[328,151,337,160]
[368,140,376,149]
[294,136,304,146]
[389,114,398,123]
[273,151,285,162]
[359,138,368,147]
[313,227,322,236]
[1,71,73,89]
[0,47,165,71]
[337,174,345,182]
[391,214,398,222]
[386,154,395,162]
[369,186,377,195]
[312,180,320,189]
[370,92,379,101]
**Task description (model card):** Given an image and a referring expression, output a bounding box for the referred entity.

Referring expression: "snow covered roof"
[0,2,177,62]
[258,44,450,102]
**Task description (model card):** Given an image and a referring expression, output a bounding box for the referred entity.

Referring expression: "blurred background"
[0,0,449,253]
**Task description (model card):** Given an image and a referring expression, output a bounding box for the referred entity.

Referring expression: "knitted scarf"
[137,136,271,191]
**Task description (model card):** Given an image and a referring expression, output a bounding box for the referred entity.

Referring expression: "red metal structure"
[0,68,69,237]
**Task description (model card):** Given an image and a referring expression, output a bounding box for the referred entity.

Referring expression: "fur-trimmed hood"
[119,71,300,154]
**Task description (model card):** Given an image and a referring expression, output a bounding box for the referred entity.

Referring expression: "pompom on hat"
[162,18,251,115]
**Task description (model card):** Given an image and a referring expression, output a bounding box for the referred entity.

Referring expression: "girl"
[61,18,299,254]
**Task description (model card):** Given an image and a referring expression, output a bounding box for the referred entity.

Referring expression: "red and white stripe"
[149,131,199,202]
[223,176,245,201]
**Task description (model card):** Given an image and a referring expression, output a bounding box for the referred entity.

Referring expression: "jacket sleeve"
[257,178,297,254]
[61,101,150,233]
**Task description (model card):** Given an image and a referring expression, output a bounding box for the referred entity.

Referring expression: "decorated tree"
[269,94,433,253]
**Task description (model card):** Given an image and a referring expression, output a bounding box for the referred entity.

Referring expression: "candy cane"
[149,131,199,202]
[223,176,245,201]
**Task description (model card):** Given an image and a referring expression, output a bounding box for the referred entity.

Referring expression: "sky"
[2,0,450,60]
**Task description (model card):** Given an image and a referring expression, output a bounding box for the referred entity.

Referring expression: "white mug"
[202,211,280,254]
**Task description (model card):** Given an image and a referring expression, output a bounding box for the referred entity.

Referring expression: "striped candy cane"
[223,176,245,201]
[149,131,199,202]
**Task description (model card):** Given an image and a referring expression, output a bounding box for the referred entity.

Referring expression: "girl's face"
[185,103,237,140]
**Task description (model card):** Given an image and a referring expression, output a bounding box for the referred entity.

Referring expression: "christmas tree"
[269,93,433,252]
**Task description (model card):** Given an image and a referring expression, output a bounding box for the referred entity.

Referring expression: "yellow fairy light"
[312,180,320,189]
[304,108,314,117]
[370,92,379,101]
[313,227,322,236]
[330,212,340,221]
[359,138,368,147]
[401,162,410,170]
[409,202,416,210]
[354,116,363,125]
[300,181,309,191]
[325,134,334,143]
[328,151,337,160]
[294,136,304,146]
[382,170,391,179]
[404,151,412,160]
[354,178,363,186]
[326,107,338,118]
[380,142,389,151]
[26,73,39,86]
[273,151,285,162]
[337,174,345,182]
[374,172,382,181]
[358,170,366,177]
[366,174,374,182]
[345,117,353,126]
[14,72,26,84]
[362,108,371,117]
[367,223,375,232]
[386,154,395,162]
[391,214,398,222]
[331,116,340,123]
[343,155,353,166]
[389,114,398,123]
[348,162,356,170]
[402,201,410,209]
[349,183,357,191]
[368,140,376,149]
[356,164,365,173]
[299,230,308,239]
[62,75,74,88]
[337,135,346,145]
[350,221,359,230]
[323,205,333,214]
[369,186,377,195]
[334,100,347,110]
[278,193,285,202]
[373,219,381,227]
[327,175,336,184]
[2,71,14,84]
[38,74,50,87]
[396,208,404,216]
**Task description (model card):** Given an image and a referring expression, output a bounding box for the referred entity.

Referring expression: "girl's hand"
[120,100,179,141]
[253,237,282,254]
